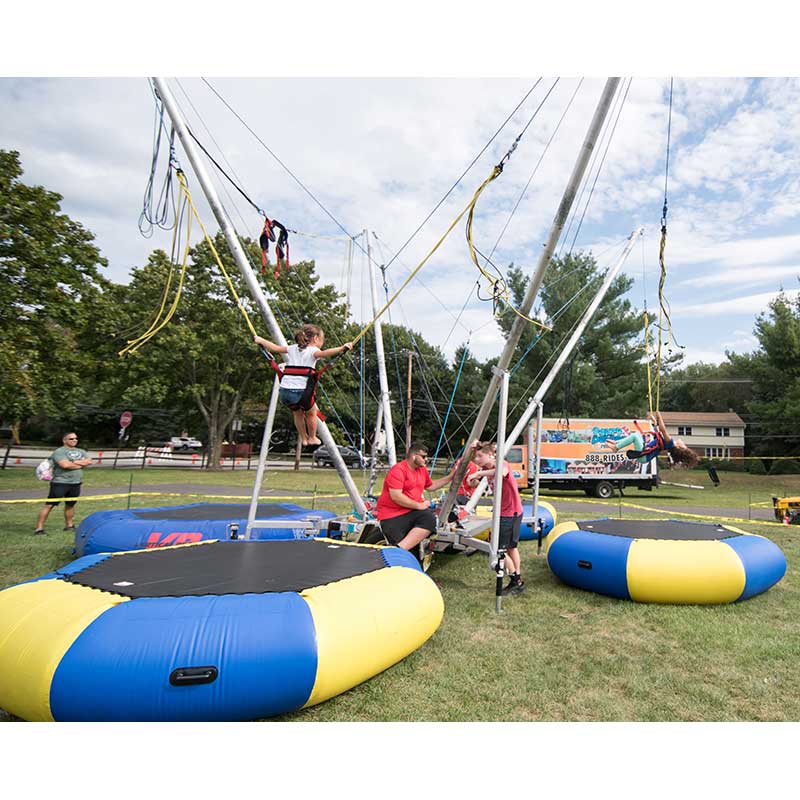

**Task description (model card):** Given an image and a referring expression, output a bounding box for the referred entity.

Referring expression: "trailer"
[505,417,660,499]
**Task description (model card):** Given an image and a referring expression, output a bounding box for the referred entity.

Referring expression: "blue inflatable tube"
[0,539,444,721]
[74,502,337,556]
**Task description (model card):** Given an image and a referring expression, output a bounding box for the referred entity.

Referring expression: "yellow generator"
[772,496,800,524]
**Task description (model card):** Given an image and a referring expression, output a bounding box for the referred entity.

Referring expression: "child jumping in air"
[469,440,525,596]
[603,410,700,468]
[254,324,353,447]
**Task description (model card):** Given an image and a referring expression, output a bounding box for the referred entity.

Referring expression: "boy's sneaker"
[33,528,45,536]
[502,577,525,596]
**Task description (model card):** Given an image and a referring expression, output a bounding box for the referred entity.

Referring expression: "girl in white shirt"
[254,324,353,446]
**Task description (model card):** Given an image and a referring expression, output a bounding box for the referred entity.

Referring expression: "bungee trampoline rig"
[1,77,789,724]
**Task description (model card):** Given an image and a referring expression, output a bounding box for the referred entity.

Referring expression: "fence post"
[2,442,11,470]
[141,447,147,470]
[113,447,120,470]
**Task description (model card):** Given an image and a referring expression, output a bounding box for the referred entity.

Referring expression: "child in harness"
[254,324,353,447]
[603,410,699,468]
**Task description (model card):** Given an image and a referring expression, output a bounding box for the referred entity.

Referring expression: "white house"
[659,411,746,459]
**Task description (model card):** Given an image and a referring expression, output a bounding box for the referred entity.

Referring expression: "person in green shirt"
[34,432,92,535]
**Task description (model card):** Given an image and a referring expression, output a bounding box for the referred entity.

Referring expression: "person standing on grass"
[469,441,525,596]
[34,432,92,536]
[375,441,457,554]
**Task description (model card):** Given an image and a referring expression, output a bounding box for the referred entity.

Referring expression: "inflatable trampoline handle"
[169,666,219,686]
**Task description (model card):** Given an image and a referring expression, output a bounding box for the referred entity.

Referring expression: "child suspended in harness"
[254,324,353,447]
[603,410,699,468]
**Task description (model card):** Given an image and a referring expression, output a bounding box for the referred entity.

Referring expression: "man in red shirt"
[376,441,457,552]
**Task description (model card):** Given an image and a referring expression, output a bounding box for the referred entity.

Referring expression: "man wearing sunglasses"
[34,432,92,535]
[375,441,457,554]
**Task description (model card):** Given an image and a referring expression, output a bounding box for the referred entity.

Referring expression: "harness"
[632,419,665,458]
[259,218,290,280]
[268,361,329,420]
[261,347,349,422]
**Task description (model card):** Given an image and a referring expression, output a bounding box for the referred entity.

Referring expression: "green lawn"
[1,467,797,721]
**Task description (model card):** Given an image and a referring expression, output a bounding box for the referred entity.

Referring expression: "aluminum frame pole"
[532,401,543,552]
[465,226,643,510]
[152,77,366,516]
[439,77,622,525]
[490,368,510,614]
[245,376,280,537]
[366,230,398,466]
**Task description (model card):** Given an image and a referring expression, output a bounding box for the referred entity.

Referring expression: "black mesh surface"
[576,519,736,541]
[66,540,386,598]
[132,504,295,521]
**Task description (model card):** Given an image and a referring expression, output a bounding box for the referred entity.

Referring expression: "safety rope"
[655,78,675,411]
[430,340,471,473]
[350,167,505,346]
[120,176,192,356]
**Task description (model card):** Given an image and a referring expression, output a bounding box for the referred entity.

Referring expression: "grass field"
[1,467,797,722]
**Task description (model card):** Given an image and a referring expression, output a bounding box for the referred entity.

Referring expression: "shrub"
[769,459,800,476]
[748,458,767,475]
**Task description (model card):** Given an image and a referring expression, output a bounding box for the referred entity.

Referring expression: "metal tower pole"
[366,230,398,466]
[439,77,622,525]
[152,77,367,517]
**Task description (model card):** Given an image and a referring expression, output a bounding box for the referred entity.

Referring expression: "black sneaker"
[510,580,525,596]
[34,528,45,536]
[501,578,519,596]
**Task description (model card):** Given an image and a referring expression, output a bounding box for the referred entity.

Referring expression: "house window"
[705,447,728,459]
[677,426,692,436]
[715,427,730,437]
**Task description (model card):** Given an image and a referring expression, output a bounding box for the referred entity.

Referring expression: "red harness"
[266,360,329,422]
[633,419,665,457]
[259,218,290,280]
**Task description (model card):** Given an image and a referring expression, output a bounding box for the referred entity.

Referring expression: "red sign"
[119,411,133,429]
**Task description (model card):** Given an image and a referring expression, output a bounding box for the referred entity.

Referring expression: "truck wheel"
[593,481,615,499]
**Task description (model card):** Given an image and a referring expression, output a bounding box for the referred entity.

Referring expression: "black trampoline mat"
[133,504,297,521]
[576,519,736,541]
[66,540,386,597]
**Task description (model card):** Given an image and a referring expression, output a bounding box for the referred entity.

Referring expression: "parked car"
[169,436,203,451]
[313,445,366,468]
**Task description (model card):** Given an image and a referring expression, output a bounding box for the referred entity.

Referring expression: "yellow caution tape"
[0,491,350,506]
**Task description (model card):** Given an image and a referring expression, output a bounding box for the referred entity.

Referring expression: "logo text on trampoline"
[145,532,205,548]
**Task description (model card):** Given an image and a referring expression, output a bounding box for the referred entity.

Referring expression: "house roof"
[534,413,746,429]
[659,411,745,426]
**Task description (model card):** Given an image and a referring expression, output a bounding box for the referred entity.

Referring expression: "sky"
[3,73,799,370]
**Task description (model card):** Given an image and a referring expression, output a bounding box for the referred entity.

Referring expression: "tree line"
[2,149,798,468]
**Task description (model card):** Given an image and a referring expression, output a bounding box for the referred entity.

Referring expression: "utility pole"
[152,77,367,519]
[405,350,413,452]
[439,77,622,526]
[366,230,398,466]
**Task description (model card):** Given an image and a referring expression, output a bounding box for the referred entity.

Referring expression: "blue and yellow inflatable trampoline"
[0,539,443,721]
[74,502,336,557]
[546,518,786,604]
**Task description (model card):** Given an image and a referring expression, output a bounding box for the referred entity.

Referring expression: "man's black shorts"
[46,482,82,506]
[379,508,437,545]
[498,513,522,550]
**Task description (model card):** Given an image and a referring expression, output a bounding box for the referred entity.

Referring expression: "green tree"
[729,291,800,457]
[0,150,108,441]
[498,253,650,423]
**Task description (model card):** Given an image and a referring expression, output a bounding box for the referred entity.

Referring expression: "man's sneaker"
[33,528,45,536]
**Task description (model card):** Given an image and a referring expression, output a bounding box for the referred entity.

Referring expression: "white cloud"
[675,290,800,318]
